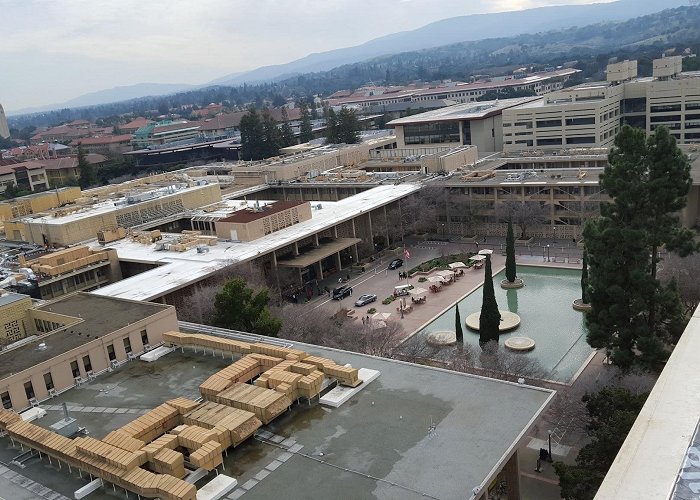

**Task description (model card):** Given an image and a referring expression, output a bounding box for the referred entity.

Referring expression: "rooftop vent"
[37,342,47,351]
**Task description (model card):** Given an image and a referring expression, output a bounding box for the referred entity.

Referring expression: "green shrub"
[367,307,377,314]
[418,276,427,282]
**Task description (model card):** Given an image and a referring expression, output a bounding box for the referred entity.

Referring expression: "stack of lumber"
[247,353,283,369]
[166,398,200,415]
[183,402,261,447]
[207,383,291,424]
[120,468,196,500]
[118,403,180,442]
[297,370,325,399]
[250,342,308,361]
[0,408,21,429]
[2,411,196,500]
[189,441,223,470]
[199,356,264,397]
[163,331,252,355]
[303,356,362,387]
[266,370,303,401]
[74,436,142,471]
[172,425,219,451]
[141,434,179,460]
[151,448,185,478]
[102,430,145,453]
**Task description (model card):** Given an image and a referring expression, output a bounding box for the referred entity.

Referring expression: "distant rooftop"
[387,97,541,125]
[0,291,29,308]
[219,200,306,224]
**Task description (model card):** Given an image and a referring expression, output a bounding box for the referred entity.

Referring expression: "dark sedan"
[388,258,404,270]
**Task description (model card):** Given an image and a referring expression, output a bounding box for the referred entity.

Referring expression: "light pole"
[553,225,557,243]
[547,430,553,462]
[441,223,445,239]
[546,244,550,262]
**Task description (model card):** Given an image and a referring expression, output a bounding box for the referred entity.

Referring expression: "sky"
[0,0,613,112]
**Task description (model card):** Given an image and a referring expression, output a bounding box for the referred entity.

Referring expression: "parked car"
[332,285,352,300]
[354,294,377,307]
[388,258,404,270]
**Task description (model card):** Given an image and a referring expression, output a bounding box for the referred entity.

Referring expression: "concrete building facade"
[215,200,312,242]
[0,292,33,344]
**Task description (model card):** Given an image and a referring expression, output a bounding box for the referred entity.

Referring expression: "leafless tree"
[657,252,700,316]
[178,284,219,324]
[496,200,549,239]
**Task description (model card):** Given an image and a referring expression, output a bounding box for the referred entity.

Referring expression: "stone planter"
[500,278,524,289]
[572,299,592,312]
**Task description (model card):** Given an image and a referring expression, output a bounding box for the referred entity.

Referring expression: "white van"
[393,284,413,296]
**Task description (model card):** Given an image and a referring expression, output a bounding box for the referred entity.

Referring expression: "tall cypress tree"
[77,145,95,188]
[299,104,314,143]
[455,304,464,343]
[505,218,516,283]
[581,249,590,305]
[479,255,501,347]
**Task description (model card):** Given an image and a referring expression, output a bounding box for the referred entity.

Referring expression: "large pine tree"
[455,304,464,344]
[479,255,501,347]
[585,125,695,370]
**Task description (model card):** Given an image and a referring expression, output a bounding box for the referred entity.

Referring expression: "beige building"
[0,292,177,411]
[0,186,81,221]
[0,103,9,139]
[0,292,33,344]
[4,182,221,246]
[19,245,122,300]
[387,97,541,153]
[215,200,312,241]
[0,162,50,194]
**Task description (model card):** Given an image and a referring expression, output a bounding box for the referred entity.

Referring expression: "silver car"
[354,294,377,307]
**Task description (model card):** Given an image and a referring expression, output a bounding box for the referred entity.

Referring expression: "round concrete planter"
[572,299,592,312]
[426,330,458,346]
[500,278,524,289]
[465,310,521,332]
[504,337,536,352]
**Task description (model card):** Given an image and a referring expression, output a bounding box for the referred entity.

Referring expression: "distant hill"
[210,0,689,86]
[8,83,196,115]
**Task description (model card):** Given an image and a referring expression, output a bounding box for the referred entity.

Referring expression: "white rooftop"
[387,97,540,125]
[92,184,419,301]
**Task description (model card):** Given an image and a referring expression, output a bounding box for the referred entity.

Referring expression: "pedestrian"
[346,274,350,282]
[349,287,353,296]
[475,241,479,248]
[362,316,366,325]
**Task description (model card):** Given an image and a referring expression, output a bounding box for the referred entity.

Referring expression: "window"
[107,344,116,361]
[650,115,681,123]
[565,117,595,126]
[24,381,35,400]
[566,136,595,144]
[140,329,149,346]
[622,98,646,114]
[514,121,533,129]
[650,104,681,113]
[1,391,11,409]
[536,119,562,128]
[43,372,54,391]
[82,355,92,373]
[537,138,563,146]
[403,122,461,145]
[685,102,700,111]
[123,337,132,354]
[70,360,80,378]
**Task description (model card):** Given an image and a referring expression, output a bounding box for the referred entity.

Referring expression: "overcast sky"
[1,0,613,112]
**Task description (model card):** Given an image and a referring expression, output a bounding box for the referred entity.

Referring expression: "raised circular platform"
[504,336,536,351]
[426,330,458,346]
[465,310,521,332]
[500,278,524,289]
[572,299,593,312]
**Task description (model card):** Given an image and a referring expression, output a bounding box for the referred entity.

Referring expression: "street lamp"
[547,430,553,462]
[441,223,445,238]
[546,244,550,262]
[553,225,557,242]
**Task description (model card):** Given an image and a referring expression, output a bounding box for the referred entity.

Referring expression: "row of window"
[403,122,461,145]
[0,330,149,409]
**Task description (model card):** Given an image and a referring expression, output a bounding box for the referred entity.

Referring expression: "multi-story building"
[0,186,81,221]
[0,292,177,411]
[0,103,9,139]
[0,162,50,193]
[131,120,201,148]
[215,200,312,241]
[0,291,33,344]
[70,134,133,154]
[387,97,541,153]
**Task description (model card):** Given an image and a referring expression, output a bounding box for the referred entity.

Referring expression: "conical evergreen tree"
[505,219,516,283]
[581,249,590,305]
[479,255,501,347]
[455,304,464,343]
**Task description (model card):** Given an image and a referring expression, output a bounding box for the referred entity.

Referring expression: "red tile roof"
[70,134,133,146]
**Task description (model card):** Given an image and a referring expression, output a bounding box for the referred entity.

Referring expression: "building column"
[503,450,521,500]
[294,242,300,256]
[316,260,324,280]
[271,251,281,292]
[352,244,359,264]
[335,251,342,272]
[314,234,319,246]
[332,226,338,239]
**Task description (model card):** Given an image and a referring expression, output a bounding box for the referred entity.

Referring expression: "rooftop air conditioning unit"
[48,388,57,398]
[110,360,119,369]
[28,398,39,407]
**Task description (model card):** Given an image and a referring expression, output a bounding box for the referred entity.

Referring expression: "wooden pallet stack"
[117,403,180,442]
[189,441,223,471]
[151,448,185,478]
[183,401,262,448]
[166,397,200,415]
[141,433,180,460]
[249,342,309,361]
[303,356,362,387]
[101,430,145,453]
[199,356,265,397]
[207,383,291,424]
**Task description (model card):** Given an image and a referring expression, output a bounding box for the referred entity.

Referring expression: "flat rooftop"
[1,341,554,500]
[0,293,170,379]
[387,97,541,125]
[219,200,306,224]
[0,291,28,307]
[93,184,420,301]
